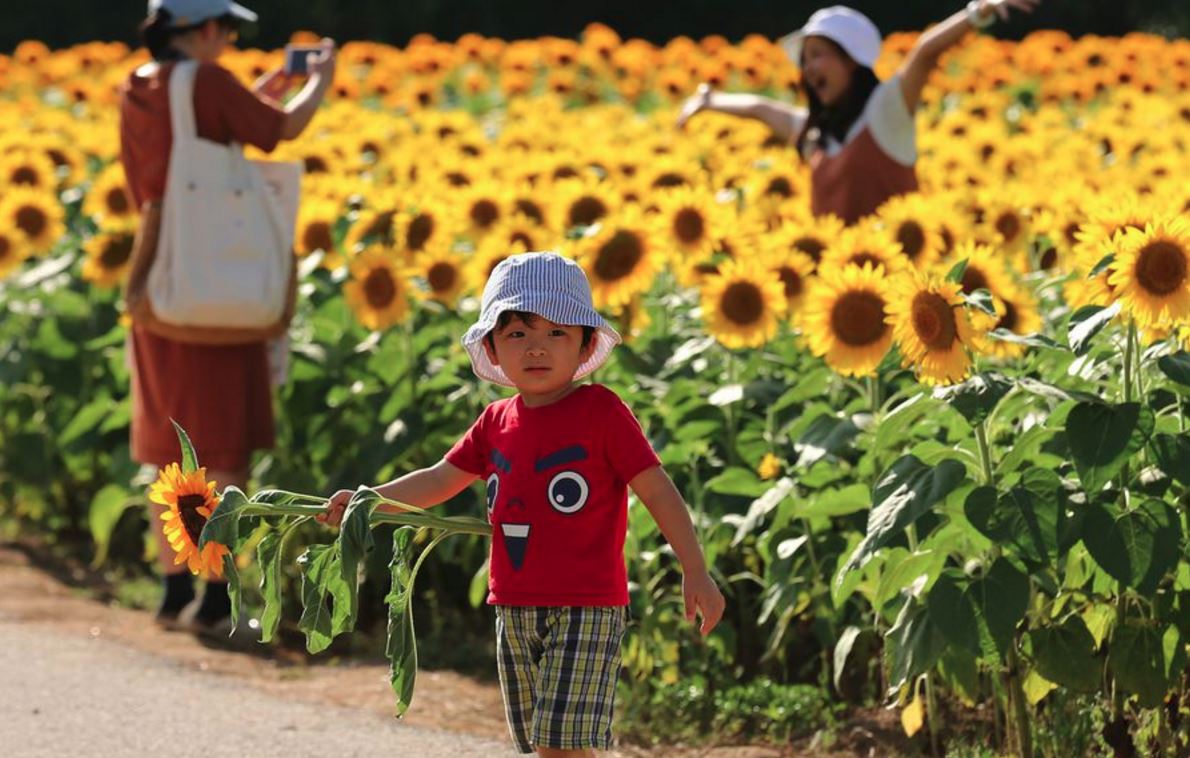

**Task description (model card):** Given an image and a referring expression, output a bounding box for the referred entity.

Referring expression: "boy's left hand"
[683,569,726,636]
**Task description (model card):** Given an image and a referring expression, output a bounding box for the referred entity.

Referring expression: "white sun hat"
[779,6,883,69]
[461,252,621,388]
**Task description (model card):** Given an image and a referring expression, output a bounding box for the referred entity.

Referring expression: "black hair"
[484,311,596,352]
[139,9,240,61]
[794,37,881,158]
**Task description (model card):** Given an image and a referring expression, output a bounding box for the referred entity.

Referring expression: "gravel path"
[0,616,514,758]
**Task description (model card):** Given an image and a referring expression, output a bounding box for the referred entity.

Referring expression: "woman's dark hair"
[794,37,881,158]
[139,10,240,61]
[485,310,596,352]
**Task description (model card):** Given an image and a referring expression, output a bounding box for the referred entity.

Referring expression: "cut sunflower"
[699,258,786,349]
[344,247,411,330]
[1108,216,1190,330]
[149,463,228,578]
[802,263,894,378]
[887,271,984,386]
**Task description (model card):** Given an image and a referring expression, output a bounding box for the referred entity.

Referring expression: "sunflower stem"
[1123,321,1136,405]
[975,419,996,488]
[866,375,882,418]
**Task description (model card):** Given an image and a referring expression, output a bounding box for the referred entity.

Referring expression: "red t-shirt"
[445,384,661,607]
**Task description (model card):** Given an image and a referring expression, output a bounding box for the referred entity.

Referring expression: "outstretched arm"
[677,83,807,144]
[898,0,1040,112]
[319,459,477,526]
[630,465,726,636]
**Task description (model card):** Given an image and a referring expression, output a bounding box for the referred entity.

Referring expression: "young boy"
[320,252,724,756]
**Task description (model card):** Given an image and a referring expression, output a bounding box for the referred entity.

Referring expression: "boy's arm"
[629,465,726,636]
[374,459,477,512]
[319,459,477,526]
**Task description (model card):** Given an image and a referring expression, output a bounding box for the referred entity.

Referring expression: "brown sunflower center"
[469,199,500,229]
[16,205,47,238]
[994,211,1022,242]
[1039,246,1058,270]
[996,299,1019,332]
[0,236,10,260]
[896,221,926,260]
[515,199,545,224]
[674,208,705,244]
[940,227,955,254]
[303,221,333,253]
[794,236,825,264]
[360,211,396,244]
[100,234,134,269]
[960,268,989,295]
[363,267,397,308]
[445,172,471,187]
[554,166,580,181]
[427,262,457,293]
[777,266,802,299]
[406,214,434,250]
[911,292,958,350]
[304,155,328,174]
[568,196,608,227]
[765,176,794,198]
[106,187,130,215]
[641,166,682,188]
[850,252,883,270]
[594,230,644,282]
[1134,240,1187,296]
[177,493,209,547]
[510,230,534,248]
[12,166,39,186]
[830,291,888,347]
[721,281,764,325]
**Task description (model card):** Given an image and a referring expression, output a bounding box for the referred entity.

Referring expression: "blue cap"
[148,0,257,27]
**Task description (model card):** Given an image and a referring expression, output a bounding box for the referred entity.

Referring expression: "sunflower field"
[2,23,1190,756]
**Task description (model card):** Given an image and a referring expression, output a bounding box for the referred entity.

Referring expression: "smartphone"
[283,45,322,76]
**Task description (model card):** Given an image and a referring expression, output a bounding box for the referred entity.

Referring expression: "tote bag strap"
[168,60,200,141]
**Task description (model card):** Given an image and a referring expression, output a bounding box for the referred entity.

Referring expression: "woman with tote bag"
[119,0,334,634]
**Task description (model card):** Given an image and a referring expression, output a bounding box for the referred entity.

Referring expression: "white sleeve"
[783,105,808,144]
[865,76,917,166]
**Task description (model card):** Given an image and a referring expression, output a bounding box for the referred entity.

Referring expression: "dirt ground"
[0,543,910,757]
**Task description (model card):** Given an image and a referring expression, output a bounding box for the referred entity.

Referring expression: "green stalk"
[724,348,740,466]
[975,417,1031,757]
[975,420,996,487]
[1111,322,1140,724]
[906,525,941,756]
[239,499,492,537]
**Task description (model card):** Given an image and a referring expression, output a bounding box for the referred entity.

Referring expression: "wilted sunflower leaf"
[170,419,199,474]
[199,486,249,550]
[297,544,339,654]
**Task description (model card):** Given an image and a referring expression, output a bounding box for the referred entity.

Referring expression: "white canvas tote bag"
[147,60,301,329]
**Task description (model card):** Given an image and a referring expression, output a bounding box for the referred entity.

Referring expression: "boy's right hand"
[316,489,353,527]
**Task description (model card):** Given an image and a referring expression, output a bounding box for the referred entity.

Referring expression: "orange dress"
[119,60,286,471]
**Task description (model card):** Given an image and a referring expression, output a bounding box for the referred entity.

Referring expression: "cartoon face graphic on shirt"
[486,443,591,571]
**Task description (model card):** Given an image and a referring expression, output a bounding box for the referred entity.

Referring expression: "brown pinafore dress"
[119,60,286,471]
[809,127,919,226]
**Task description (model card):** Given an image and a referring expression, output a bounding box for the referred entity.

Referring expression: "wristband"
[966,0,996,29]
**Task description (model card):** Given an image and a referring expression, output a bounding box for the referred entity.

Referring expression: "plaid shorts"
[495,605,627,754]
